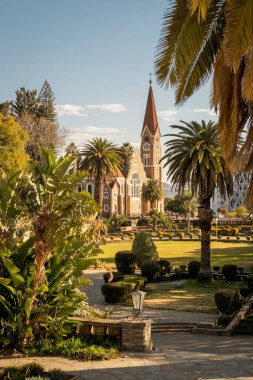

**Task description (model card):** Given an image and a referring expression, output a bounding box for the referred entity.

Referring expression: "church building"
[82,80,164,217]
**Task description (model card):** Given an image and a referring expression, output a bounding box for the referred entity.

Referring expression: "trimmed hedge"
[101,282,135,303]
[132,232,158,268]
[157,259,171,275]
[141,262,160,282]
[115,250,136,274]
[215,289,242,316]
[188,261,201,279]
[103,272,124,283]
[123,275,147,290]
[222,265,238,281]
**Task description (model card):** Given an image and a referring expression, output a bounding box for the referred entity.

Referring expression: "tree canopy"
[0,114,30,173]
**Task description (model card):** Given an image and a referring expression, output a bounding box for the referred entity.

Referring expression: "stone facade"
[81,81,164,217]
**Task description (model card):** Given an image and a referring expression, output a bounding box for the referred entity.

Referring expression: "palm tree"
[155,1,253,204]
[182,192,198,234]
[162,120,233,281]
[141,179,163,210]
[65,142,81,172]
[148,208,162,232]
[80,138,123,214]
[120,142,134,217]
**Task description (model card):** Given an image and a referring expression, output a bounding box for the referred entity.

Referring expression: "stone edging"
[192,295,253,336]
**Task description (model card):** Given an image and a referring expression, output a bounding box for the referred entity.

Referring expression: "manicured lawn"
[144,279,245,313]
[99,240,253,271]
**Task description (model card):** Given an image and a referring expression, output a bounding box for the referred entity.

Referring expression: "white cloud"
[55,104,87,117]
[83,126,121,134]
[85,103,126,113]
[64,126,124,148]
[193,108,216,116]
[158,109,178,121]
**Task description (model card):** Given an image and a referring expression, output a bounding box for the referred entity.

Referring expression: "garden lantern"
[130,290,146,320]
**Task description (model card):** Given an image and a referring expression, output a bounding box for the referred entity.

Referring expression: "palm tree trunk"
[198,192,213,282]
[94,174,104,218]
[124,179,127,217]
[187,211,190,234]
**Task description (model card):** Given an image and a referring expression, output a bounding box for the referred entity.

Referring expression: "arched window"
[131,172,141,198]
[86,182,94,196]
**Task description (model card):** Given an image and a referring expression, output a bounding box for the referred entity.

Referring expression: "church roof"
[141,81,159,135]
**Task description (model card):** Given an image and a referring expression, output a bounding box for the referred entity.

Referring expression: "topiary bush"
[103,272,124,283]
[188,261,201,279]
[215,289,242,316]
[141,262,160,282]
[115,250,136,275]
[123,275,147,290]
[157,259,171,275]
[246,235,251,241]
[101,282,135,303]
[132,232,158,268]
[222,264,238,281]
[189,232,194,239]
[178,231,185,240]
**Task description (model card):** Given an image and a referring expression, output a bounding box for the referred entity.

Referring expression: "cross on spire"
[149,72,152,85]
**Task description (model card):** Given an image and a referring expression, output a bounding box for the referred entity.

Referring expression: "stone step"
[152,323,196,332]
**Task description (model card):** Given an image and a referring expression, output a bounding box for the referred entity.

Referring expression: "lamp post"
[130,290,146,320]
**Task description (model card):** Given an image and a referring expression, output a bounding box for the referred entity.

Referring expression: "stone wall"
[69,317,153,351]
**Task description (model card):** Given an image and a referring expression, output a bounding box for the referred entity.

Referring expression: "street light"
[213,213,218,241]
[130,290,146,320]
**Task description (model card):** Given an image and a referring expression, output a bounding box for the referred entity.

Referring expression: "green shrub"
[122,275,146,290]
[188,261,201,279]
[109,235,115,241]
[172,223,178,231]
[115,250,136,275]
[215,289,242,316]
[38,337,120,362]
[76,346,119,361]
[246,235,251,241]
[179,265,187,271]
[217,234,222,239]
[178,231,185,240]
[222,265,238,281]
[101,282,135,303]
[26,377,49,380]
[157,231,163,239]
[189,232,194,239]
[1,363,45,380]
[47,369,68,380]
[230,227,239,236]
[213,266,220,272]
[103,272,124,283]
[227,236,230,240]
[198,233,201,239]
[141,262,160,282]
[120,235,125,240]
[132,232,158,268]
[247,275,253,291]
[168,233,174,240]
[157,259,171,275]
[236,236,240,240]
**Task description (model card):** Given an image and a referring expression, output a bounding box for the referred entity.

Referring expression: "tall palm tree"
[141,179,163,210]
[80,138,123,214]
[155,1,253,204]
[120,142,134,217]
[182,192,198,234]
[162,120,233,281]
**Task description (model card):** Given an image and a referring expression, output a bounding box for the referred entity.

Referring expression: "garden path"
[82,269,218,324]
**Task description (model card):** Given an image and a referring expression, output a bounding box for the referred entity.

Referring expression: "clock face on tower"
[144,136,149,142]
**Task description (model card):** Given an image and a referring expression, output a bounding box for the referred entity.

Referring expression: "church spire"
[141,78,159,136]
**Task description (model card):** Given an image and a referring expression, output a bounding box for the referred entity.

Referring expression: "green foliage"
[141,262,160,282]
[0,113,30,173]
[0,363,46,380]
[213,266,220,272]
[178,231,185,240]
[215,289,242,316]
[247,275,253,292]
[157,259,171,275]
[132,232,158,268]
[141,180,163,209]
[0,148,100,348]
[222,265,238,281]
[115,251,136,274]
[188,261,201,279]
[189,232,194,239]
[103,272,124,283]
[101,282,135,303]
[122,275,146,290]
[38,337,120,361]
[110,214,128,231]
[246,235,251,241]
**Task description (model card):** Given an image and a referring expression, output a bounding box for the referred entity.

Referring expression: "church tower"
[140,79,163,184]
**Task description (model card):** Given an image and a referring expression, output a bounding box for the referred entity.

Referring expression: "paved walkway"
[1,332,253,379]
[83,269,218,324]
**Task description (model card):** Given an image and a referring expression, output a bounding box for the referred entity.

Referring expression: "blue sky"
[1,0,216,176]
